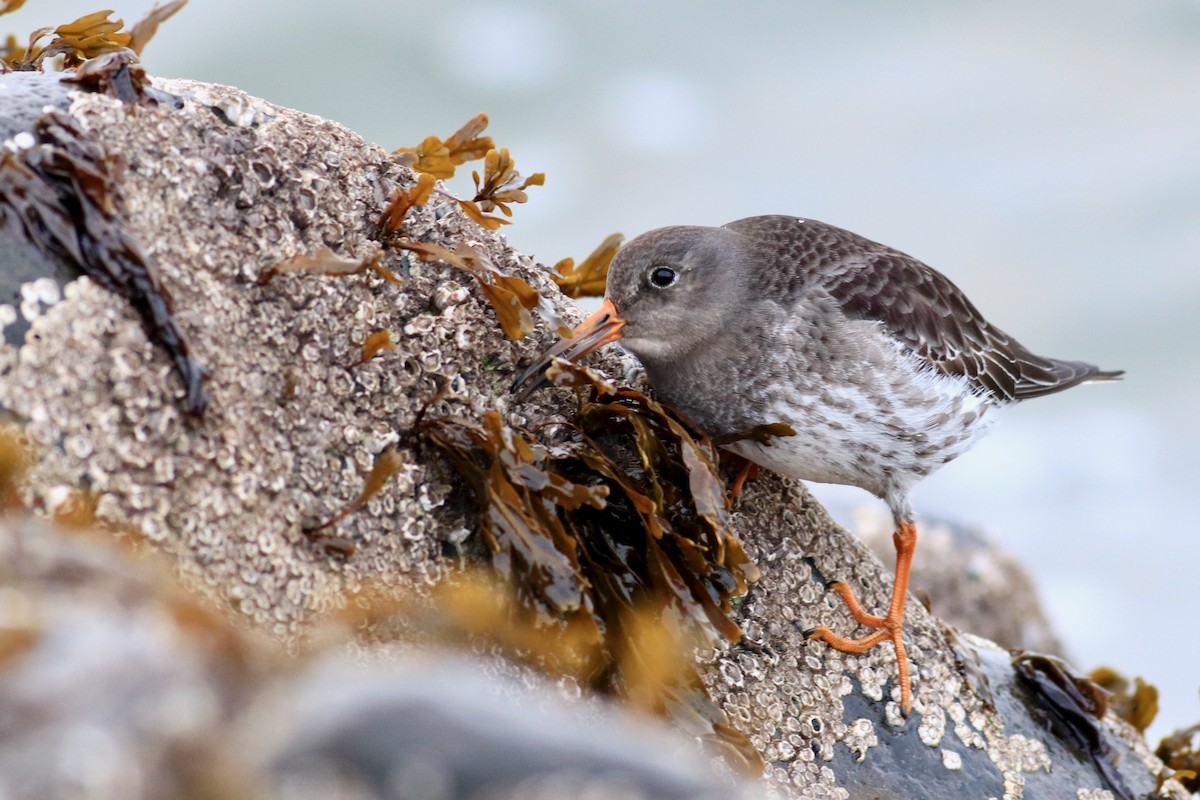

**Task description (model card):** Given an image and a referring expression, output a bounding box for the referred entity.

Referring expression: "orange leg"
[804,520,918,713]
[729,460,761,502]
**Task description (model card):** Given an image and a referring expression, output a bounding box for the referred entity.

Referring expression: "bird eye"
[649,266,677,288]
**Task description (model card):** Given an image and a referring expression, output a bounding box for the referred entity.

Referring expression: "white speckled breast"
[722,345,1002,503]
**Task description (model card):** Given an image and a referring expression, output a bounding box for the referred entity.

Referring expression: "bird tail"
[1013,356,1123,400]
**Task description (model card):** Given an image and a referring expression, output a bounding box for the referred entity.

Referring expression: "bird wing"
[824,250,1111,401]
[721,215,1119,401]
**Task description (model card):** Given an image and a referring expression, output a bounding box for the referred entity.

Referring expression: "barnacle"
[0,111,206,413]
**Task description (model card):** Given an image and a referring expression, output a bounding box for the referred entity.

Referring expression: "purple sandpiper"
[512,215,1122,713]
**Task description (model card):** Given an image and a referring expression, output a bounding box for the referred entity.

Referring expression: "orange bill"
[511,298,626,399]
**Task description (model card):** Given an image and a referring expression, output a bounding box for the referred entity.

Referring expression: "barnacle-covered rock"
[0,70,85,347]
[0,71,1187,799]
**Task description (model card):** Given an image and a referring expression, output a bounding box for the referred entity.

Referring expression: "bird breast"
[725,352,1001,499]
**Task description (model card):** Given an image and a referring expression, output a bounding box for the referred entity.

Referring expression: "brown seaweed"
[1156,722,1200,792]
[257,246,371,286]
[378,172,435,234]
[388,116,542,232]
[711,422,797,446]
[397,240,554,340]
[350,329,396,368]
[3,4,187,71]
[127,0,188,57]
[421,362,763,776]
[1012,651,1132,800]
[0,426,28,511]
[61,51,147,103]
[392,113,494,180]
[460,146,544,229]
[21,10,132,69]
[306,448,405,538]
[1089,666,1159,734]
[551,232,624,300]
[0,110,206,413]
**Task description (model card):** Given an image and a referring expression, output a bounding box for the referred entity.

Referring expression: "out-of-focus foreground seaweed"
[420,360,764,775]
[0,427,28,512]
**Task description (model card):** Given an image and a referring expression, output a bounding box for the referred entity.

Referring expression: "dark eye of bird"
[649,266,677,288]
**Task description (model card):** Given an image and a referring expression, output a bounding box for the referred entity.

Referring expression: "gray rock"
[719,480,1175,798]
[255,657,752,800]
[0,71,1187,799]
[0,516,249,799]
[0,517,750,800]
[0,71,76,139]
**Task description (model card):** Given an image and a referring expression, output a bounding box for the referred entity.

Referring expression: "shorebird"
[512,215,1121,712]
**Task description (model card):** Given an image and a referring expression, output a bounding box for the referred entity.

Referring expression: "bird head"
[512,225,747,396]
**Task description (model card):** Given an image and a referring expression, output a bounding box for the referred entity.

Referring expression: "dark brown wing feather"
[723,216,1121,401]
[824,250,1121,401]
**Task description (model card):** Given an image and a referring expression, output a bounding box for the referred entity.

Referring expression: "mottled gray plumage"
[600,215,1121,519]
[513,213,1121,712]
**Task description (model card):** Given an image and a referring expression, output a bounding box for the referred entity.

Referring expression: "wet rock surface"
[0,72,1189,799]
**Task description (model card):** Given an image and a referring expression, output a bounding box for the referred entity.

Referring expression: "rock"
[254,658,752,800]
[0,517,751,800]
[1,73,542,638]
[717,476,1184,799]
[0,516,254,799]
[0,70,1187,799]
[0,70,86,346]
[0,70,76,138]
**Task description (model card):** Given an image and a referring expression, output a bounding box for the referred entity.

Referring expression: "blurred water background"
[6,0,1198,740]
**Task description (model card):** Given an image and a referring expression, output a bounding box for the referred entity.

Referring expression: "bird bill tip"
[510,299,626,398]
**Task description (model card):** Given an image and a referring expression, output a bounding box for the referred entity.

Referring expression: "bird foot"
[803,580,913,714]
